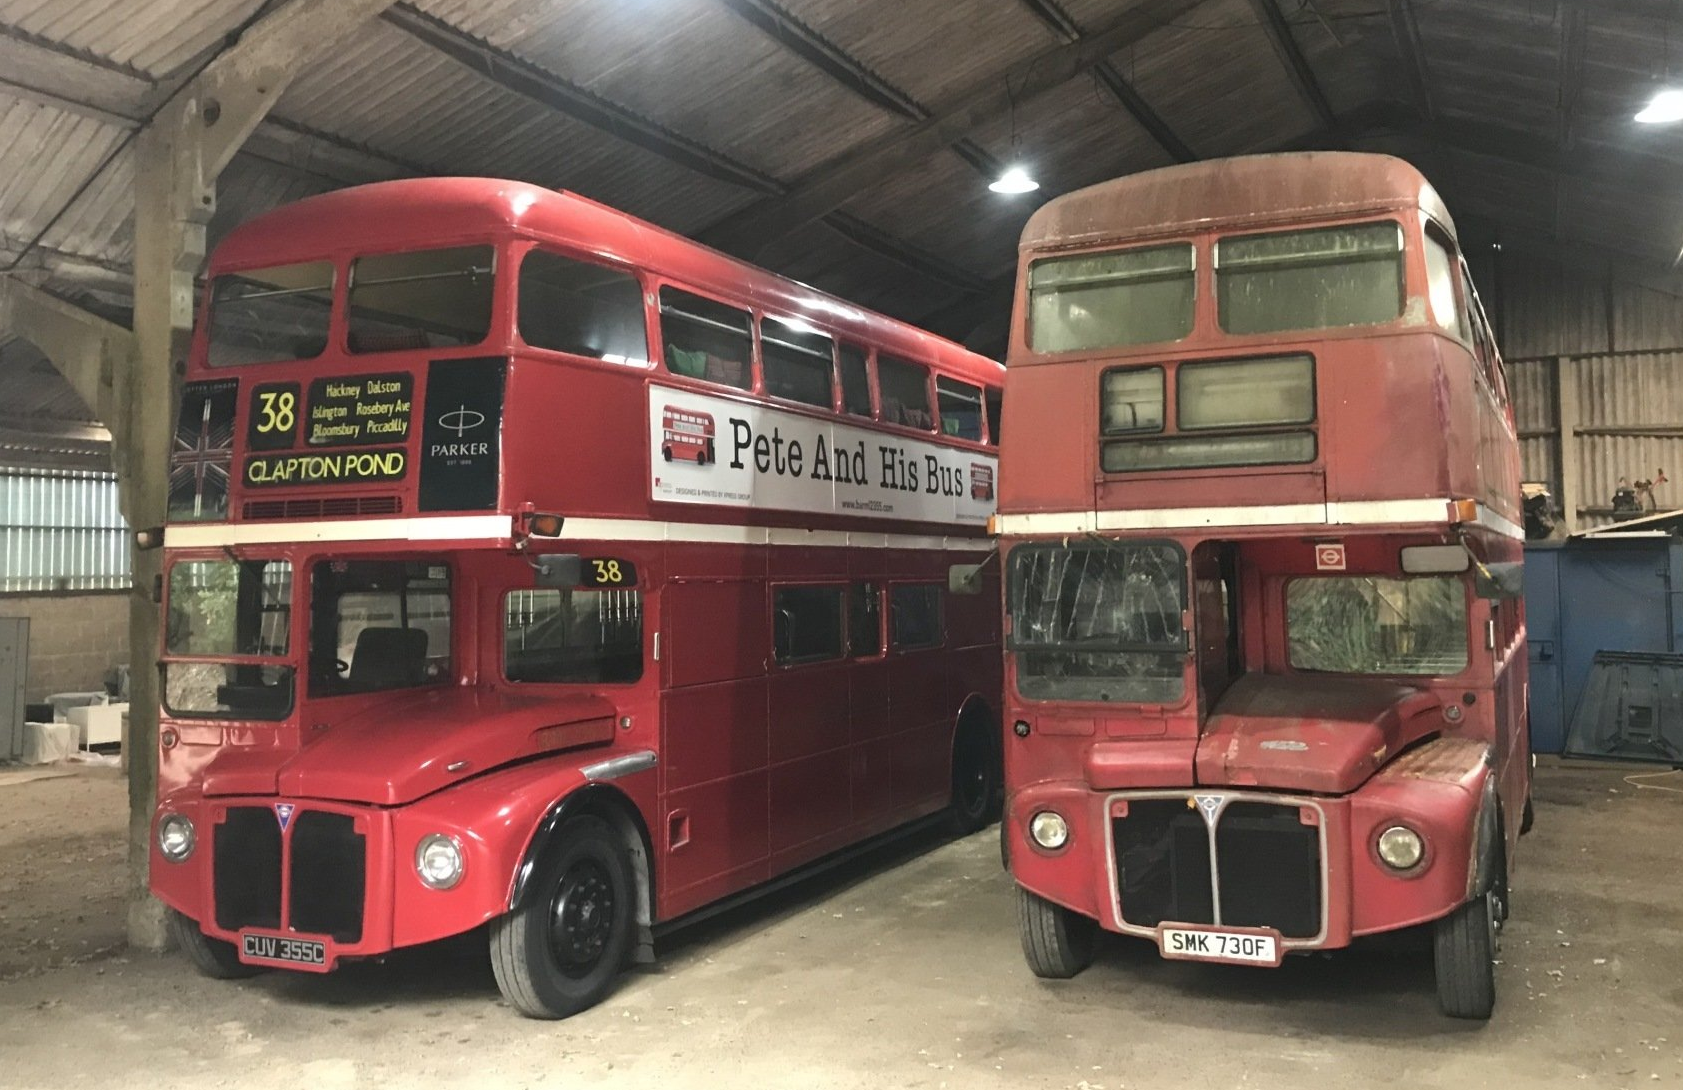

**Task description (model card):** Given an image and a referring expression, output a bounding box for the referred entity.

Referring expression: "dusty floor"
[0,759,1679,1090]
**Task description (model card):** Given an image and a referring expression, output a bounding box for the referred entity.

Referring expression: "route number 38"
[255,390,297,434]
[591,559,624,584]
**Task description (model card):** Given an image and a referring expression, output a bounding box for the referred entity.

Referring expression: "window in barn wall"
[0,468,130,593]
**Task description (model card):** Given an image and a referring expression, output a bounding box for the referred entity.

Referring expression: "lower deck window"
[505,589,644,683]
[890,584,944,650]
[1286,575,1468,675]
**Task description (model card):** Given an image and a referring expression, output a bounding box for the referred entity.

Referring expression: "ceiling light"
[1636,88,1683,124]
[989,165,1040,194]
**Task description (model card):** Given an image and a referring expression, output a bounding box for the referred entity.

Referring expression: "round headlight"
[1029,811,1070,850]
[158,814,195,862]
[1376,825,1425,870]
[415,833,464,890]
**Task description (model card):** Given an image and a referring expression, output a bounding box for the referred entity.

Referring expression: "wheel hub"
[549,859,615,977]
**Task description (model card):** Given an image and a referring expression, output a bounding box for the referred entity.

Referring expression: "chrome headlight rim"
[1375,823,1426,872]
[414,833,465,890]
[1028,810,1070,851]
[158,813,195,863]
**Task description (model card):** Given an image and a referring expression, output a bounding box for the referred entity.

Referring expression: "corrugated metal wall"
[1497,252,1683,530]
[0,467,130,593]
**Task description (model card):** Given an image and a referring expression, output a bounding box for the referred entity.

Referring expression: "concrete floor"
[1,759,1679,1090]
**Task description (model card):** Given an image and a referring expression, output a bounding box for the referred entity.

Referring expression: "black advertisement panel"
[419,357,505,511]
[169,380,237,522]
[305,372,413,448]
[246,381,301,451]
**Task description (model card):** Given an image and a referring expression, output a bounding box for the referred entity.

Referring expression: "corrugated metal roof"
[4,0,1683,459]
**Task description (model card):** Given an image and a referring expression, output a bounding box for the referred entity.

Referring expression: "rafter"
[1386,0,1433,122]
[1014,0,1195,162]
[1246,0,1338,132]
[698,0,1206,257]
[1558,3,1587,150]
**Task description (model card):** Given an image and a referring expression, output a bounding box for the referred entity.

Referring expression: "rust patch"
[1384,736,1488,782]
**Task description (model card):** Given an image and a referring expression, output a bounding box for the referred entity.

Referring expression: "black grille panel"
[1215,802,1322,938]
[244,495,401,520]
[1113,797,1323,938]
[213,807,281,932]
[288,812,366,942]
[1114,800,1214,928]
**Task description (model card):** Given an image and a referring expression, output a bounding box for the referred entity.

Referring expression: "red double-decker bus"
[150,178,1005,1018]
[995,153,1527,1019]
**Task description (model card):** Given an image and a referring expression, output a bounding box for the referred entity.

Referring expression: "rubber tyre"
[1433,887,1498,1019]
[1520,795,1535,835]
[490,814,636,1019]
[167,909,263,980]
[946,718,1001,836]
[1017,886,1098,979]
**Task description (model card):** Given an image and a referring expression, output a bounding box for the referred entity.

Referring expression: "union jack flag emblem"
[168,381,235,521]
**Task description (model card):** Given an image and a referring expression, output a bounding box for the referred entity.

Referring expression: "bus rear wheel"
[1017,886,1097,979]
[946,715,1000,836]
[490,814,635,1019]
[167,909,263,980]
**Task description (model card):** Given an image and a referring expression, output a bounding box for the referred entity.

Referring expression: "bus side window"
[890,584,944,650]
[838,343,873,417]
[848,582,882,657]
[772,585,845,665]
[761,316,835,408]
[879,355,933,430]
[1422,226,1468,342]
[985,386,1003,446]
[936,375,985,441]
[659,286,752,390]
[516,250,649,364]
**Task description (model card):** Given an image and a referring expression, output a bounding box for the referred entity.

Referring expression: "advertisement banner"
[649,388,997,526]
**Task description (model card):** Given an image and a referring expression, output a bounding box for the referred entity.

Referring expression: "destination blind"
[241,370,415,488]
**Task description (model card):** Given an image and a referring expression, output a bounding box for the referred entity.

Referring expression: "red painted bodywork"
[998,153,1528,957]
[150,178,1003,973]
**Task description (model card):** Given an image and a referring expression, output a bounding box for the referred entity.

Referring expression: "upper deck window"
[517,250,648,363]
[1028,244,1195,353]
[879,355,933,430]
[1216,222,1403,335]
[1423,228,1465,339]
[1287,575,1468,676]
[936,376,984,441]
[347,245,495,354]
[659,287,752,390]
[838,344,872,417]
[207,261,333,367]
[761,317,834,408]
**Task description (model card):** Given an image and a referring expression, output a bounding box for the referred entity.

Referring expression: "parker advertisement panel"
[649,389,997,525]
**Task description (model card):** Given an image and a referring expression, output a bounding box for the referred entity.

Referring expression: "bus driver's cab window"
[310,560,453,695]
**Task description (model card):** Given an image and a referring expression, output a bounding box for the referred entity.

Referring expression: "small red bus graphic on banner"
[970,464,995,502]
[1315,543,1346,571]
[661,407,716,466]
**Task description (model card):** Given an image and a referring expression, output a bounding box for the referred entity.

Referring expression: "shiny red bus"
[150,178,1005,1018]
[995,153,1528,1018]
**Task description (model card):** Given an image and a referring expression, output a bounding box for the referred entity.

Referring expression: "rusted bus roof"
[1020,151,1456,251]
[210,177,1003,386]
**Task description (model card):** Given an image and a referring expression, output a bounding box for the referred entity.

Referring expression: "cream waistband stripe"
[992,499,1523,540]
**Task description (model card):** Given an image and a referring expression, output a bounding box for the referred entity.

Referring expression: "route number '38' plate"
[1157,925,1283,967]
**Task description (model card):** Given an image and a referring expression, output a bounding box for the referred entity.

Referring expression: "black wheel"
[1017,886,1098,979]
[1434,882,1500,1019]
[167,909,262,980]
[490,815,635,1019]
[661,444,673,462]
[703,439,715,464]
[1520,794,1535,835]
[946,716,1000,835]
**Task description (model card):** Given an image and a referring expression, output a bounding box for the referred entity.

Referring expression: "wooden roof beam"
[1015,0,1196,162]
[1246,0,1338,133]
[1386,0,1433,123]
[1558,3,1587,150]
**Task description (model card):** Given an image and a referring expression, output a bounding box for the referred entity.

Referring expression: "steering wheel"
[334,658,350,676]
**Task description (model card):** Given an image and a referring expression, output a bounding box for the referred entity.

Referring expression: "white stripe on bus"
[992,499,1523,540]
[163,515,989,552]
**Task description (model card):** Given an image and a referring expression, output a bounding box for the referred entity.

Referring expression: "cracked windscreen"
[1009,542,1186,703]
[1288,575,1468,676]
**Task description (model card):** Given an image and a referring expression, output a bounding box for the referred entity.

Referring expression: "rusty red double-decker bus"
[995,153,1528,1019]
[151,178,1005,1018]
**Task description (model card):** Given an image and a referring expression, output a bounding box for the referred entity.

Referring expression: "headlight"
[1376,825,1424,870]
[158,814,195,862]
[1029,811,1070,850]
[415,833,464,890]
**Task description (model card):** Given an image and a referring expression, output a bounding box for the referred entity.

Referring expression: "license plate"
[1157,924,1282,967]
[240,931,330,972]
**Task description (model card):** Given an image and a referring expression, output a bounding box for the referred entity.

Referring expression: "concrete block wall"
[0,591,128,702]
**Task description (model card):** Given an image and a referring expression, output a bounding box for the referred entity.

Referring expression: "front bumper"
[1008,771,1484,953]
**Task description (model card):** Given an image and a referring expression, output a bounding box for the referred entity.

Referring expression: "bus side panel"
[501,357,649,522]
[887,647,951,814]
[768,664,853,864]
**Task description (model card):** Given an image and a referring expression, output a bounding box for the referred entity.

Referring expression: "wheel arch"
[510,783,656,938]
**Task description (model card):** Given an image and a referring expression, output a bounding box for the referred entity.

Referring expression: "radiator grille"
[288,812,366,942]
[1113,797,1322,938]
[243,495,401,520]
[213,807,281,932]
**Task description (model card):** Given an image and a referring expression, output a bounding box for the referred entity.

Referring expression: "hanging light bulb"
[1635,88,1683,123]
[989,165,1040,194]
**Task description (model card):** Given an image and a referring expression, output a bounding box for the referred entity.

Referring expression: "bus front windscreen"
[1009,543,1186,703]
[164,557,295,719]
